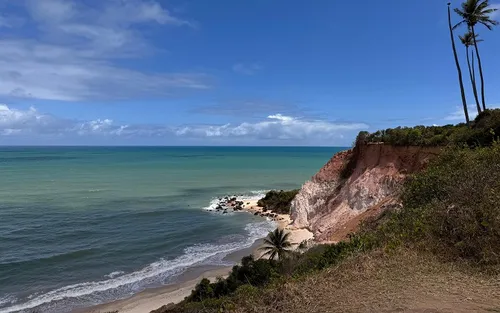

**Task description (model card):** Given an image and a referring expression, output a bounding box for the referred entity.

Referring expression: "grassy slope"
[231,250,500,313]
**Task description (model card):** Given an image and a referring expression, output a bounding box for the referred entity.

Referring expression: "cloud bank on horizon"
[0,104,367,146]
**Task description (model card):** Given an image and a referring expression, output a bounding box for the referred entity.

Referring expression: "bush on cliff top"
[360,108,500,147]
[257,189,299,214]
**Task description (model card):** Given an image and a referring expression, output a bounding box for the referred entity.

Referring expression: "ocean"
[0,146,343,313]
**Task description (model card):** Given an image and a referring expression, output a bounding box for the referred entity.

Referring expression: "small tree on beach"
[259,228,292,260]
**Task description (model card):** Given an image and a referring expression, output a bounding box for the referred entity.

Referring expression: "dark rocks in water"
[215,205,223,211]
[230,197,237,202]
[223,210,228,214]
[254,212,259,216]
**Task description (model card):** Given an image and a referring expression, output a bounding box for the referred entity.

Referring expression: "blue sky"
[0,0,499,146]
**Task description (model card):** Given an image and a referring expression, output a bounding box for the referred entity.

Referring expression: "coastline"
[80,239,264,313]
[81,198,314,313]
[80,266,232,313]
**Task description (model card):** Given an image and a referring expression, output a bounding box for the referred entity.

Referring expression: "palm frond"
[258,228,292,260]
[258,244,275,252]
[453,0,498,30]
[453,20,467,29]
[262,238,276,246]
[479,21,494,29]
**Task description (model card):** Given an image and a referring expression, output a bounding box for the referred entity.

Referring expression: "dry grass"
[233,249,500,313]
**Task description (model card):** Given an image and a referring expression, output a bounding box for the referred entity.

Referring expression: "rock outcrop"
[290,143,441,241]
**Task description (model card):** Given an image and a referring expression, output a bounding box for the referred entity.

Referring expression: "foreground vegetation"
[154,111,500,313]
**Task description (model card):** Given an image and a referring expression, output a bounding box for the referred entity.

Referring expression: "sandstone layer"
[290,143,441,241]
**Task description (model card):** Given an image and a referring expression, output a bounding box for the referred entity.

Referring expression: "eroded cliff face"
[290,144,441,241]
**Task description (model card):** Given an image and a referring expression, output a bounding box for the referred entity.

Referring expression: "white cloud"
[0,105,368,144]
[25,0,75,23]
[232,63,262,75]
[491,4,500,19]
[0,0,205,101]
[444,107,470,121]
[444,104,500,121]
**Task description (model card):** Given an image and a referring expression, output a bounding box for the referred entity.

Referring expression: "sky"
[0,0,499,146]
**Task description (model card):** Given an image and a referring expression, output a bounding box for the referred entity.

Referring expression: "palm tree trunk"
[472,50,476,82]
[448,4,469,125]
[466,46,481,114]
[471,26,486,111]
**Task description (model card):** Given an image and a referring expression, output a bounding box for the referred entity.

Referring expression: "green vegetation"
[360,109,500,146]
[259,228,292,261]
[257,189,299,214]
[359,142,500,265]
[185,255,278,304]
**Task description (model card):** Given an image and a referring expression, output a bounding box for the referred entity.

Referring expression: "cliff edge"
[290,143,441,241]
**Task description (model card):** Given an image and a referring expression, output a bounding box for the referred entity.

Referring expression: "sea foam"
[0,218,275,313]
[203,190,267,212]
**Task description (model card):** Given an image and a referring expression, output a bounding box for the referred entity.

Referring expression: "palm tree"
[448,3,470,125]
[259,228,292,260]
[459,32,482,114]
[454,0,499,111]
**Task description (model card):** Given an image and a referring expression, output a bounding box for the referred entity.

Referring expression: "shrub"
[257,190,299,214]
[363,143,500,265]
[186,255,278,303]
[360,109,500,147]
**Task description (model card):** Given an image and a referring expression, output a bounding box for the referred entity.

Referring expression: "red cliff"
[290,143,441,241]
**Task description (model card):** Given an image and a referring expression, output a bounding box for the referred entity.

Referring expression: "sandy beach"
[82,199,314,313]
[81,266,232,313]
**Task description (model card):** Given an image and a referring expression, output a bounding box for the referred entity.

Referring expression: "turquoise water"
[0,147,343,313]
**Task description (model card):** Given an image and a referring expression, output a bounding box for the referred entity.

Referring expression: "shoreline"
[80,266,232,313]
[80,238,264,313]
[81,197,314,313]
